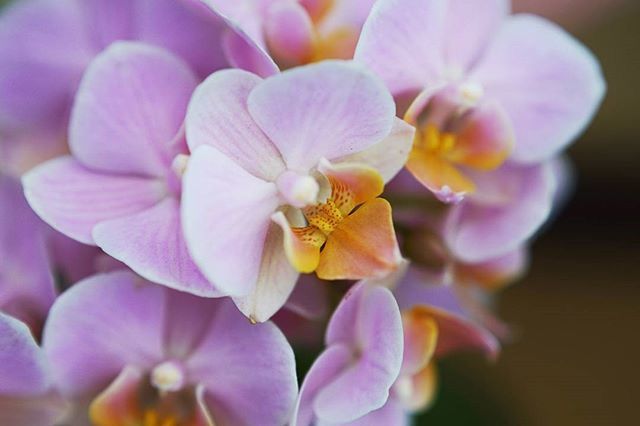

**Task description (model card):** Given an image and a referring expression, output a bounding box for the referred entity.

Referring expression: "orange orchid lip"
[274,161,402,280]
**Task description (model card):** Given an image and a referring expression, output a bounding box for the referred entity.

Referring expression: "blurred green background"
[1,0,638,424]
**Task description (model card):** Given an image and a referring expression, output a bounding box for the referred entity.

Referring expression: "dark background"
[420,1,640,424]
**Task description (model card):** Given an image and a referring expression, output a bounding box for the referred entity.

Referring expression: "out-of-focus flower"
[0,173,103,336]
[0,313,67,426]
[43,270,298,426]
[182,60,414,321]
[352,268,501,424]
[392,159,556,266]
[0,0,268,176]
[205,0,376,68]
[441,162,555,262]
[355,0,605,201]
[291,282,404,425]
[0,174,55,333]
[23,42,217,297]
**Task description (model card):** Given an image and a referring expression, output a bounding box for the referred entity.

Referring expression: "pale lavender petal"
[70,41,198,177]
[342,398,408,426]
[74,0,136,47]
[317,283,404,423]
[185,69,285,181]
[203,0,280,76]
[0,313,49,396]
[0,0,93,130]
[187,301,298,426]
[43,271,167,397]
[204,0,270,47]
[291,344,352,426]
[0,175,55,330]
[443,0,509,70]
[444,163,554,262]
[313,357,400,423]
[354,0,447,97]
[247,61,395,171]
[137,0,229,78]
[221,25,281,78]
[470,14,606,163]
[233,222,299,322]
[0,313,66,425]
[93,198,218,297]
[182,145,280,297]
[22,157,165,244]
[336,118,415,182]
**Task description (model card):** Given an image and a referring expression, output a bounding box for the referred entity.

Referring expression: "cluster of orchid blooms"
[0,0,605,425]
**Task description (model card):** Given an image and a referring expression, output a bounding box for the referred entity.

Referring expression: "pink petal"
[43,271,167,397]
[22,157,165,245]
[443,0,509,70]
[444,163,554,262]
[0,0,93,130]
[70,41,198,177]
[187,301,298,426]
[93,198,218,297]
[185,69,285,181]
[0,175,55,331]
[137,0,229,78]
[233,222,299,322]
[291,344,352,426]
[470,14,606,163]
[337,118,415,183]
[0,313,67,426]
[354,0,447,97]
[182,145,280,297]
[204,0,280,77]
[317,283,404,423]
[0,313,50,396]
[343,398,408,426]
[247,61,395,171]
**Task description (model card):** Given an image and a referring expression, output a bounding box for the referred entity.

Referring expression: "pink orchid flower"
[205,0,376,68]
[355,0,605,201]
[291,282,404,425]
[43,270,297,426]
[182,60,414,322]
[23,42,216,297]
[0,0,270,177]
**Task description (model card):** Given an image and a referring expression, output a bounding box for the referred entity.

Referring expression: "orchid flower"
[343,266,500,425]
[0,313,67,426]
[392,159,556,264]
[291,282,404,425]
[0,0,266,176]
[182,60,414,322]
[205,0,376,68]
[355,0,605,202]
[43,270,298,425]
[22,41,220,297]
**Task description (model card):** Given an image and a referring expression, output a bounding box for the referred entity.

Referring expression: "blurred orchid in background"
[0,0,607,424]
